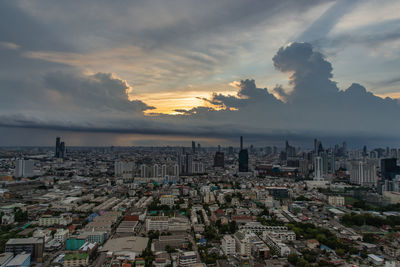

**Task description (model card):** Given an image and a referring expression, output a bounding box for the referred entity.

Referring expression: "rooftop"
[64,253,89,260]
[6,237,43,245]
[6,253,30,265]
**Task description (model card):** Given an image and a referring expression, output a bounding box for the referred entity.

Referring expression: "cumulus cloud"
[43,72,154,113]
[183,42,400,139]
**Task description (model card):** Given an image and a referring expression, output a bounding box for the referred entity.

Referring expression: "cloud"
[273,42,338,102]
[183,42,400,139]
[43,72,154,113]
[2,42,400,145]
[0,42,20,50]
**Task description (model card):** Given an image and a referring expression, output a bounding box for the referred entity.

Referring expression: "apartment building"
[221,235,236,256]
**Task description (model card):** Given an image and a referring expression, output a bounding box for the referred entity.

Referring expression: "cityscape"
[0,136,400,266]
[1,0,400,267]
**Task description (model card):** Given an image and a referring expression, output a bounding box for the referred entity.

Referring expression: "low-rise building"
[54,229,69,243]
[328,196,345,206]
[160,195,175,207]
[39,214,72,226]
[146,216,169,232]
[263,233,290,257]
[63,253,89,267]
[5,252,30,267]
[179,251,197,266]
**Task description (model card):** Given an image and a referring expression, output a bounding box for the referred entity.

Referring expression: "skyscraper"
[178,153,193,175]
[378,158,399,193]
[55,137,66,158]
[238,136,249,172]
[192,141,196,154]
[55,137,60,158]
[214,151,224,168]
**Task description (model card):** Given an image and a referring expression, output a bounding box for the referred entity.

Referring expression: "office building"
[114,160,135,179]
[379,158,400,193]
[178,154,193,175]
[214,151,224,168]
[54,137,66,158]
[192,141,196,154]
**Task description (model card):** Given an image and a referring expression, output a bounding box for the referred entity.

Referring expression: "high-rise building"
[54,137,66,158]
[285,141,296,158]
[152,164,160,178]
[379,158,400,192]
[350,160,377,187]
[214,152,224,168]
[55,137,60,158]
[161,164,167,178]
[238,136,249,172]
[173,164,179,177]
[140,164,148,178]
[14,159,35,178]
[192,141,196,154]
[313,156,323,181]
[114,160,135,178]
[381,158,399,180]
[178,154,193,175]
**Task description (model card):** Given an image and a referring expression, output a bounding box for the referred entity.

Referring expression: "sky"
[1,0,400,147]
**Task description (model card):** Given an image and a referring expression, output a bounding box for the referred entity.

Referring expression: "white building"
[263,233,290,257]
[39,214,72,226]
[146,216,169,232]
[221,235,236,256]
[54,228,69,243]
[153,164,160,178]
[14,159,34,178]
[161,164,167,178]
[240,223,296,241]
[314,156,323,181]
[233,231,252,256]
[350,160,377,187]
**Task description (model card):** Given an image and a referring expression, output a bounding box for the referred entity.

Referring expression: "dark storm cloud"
[0,1,72,52]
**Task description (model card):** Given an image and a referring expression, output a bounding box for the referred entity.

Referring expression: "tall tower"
[239,136,249,172]
[314,156,323,181]
[55,137,61,158]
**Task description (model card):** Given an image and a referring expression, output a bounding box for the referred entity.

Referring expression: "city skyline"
[1,0,400,146]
